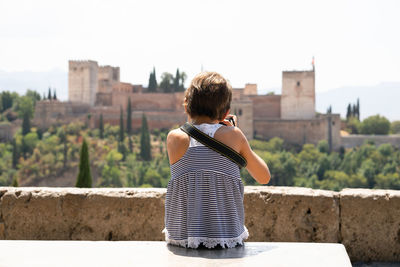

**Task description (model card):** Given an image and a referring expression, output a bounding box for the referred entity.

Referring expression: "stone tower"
[280,69,315,119]
[98,65,120,93]
[68,60,99,106]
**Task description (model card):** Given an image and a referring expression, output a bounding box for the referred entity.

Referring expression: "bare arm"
[237,130,271,184]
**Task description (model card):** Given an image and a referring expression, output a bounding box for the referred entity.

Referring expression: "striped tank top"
[163,123,249,249]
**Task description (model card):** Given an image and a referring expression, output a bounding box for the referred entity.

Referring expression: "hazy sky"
[1,0,399,92]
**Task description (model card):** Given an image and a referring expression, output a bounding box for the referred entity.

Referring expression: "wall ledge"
[0,186,399,262]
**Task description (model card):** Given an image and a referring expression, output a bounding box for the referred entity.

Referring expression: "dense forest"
[1,90,400,191]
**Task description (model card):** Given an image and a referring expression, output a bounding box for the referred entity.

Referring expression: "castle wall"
[231,99,253,139]
[97,66,120,93]
[249,95,281,119]
[0,123,12,142]
[111,92,185,111]
[281,70,315,119]
[341,135,400,148]
[254,114,341,150]
[1,186,399,262]
[112,82,133,93]
[33,101,91,129]
[91,106,186,132]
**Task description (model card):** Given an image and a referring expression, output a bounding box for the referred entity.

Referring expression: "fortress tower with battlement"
[68,60,99,106]
[281,70,315,119]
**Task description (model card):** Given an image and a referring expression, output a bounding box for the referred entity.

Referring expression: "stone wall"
[0,186,399,262]
[33,101,91,129]
[341,134,400,149]
[0,123,12,142]
[231,98,254,139]
[249,95,281,119]
[254,114,341,150]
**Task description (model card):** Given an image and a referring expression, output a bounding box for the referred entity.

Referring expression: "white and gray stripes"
[164,146,249,249]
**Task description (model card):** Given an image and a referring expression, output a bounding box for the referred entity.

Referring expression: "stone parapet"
[0,186,399,262]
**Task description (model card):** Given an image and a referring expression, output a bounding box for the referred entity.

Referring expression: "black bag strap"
[180,122,247,168]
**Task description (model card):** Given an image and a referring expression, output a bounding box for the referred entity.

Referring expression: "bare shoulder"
[167,128,189,146]
[216,125,246,141]
[167,128,190,164]
[214,126,247,153]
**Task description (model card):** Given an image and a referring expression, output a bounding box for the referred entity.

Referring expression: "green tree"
[391,121,400,134]
[127,97,132,135]
[25,90,41,105]
[346,104,351,120]
[99,114,104,139]
[360,115,390,135]
[317,140,330,154]
[1,91,13,112]
[53,89,57,100]
[23,132,39,155]
[48,88,52,100]
[173,68,180,90]
[347,117,361,134]
[15,96,34,119]
[148,67,158,92]
[140,114,151,161]
[12,138,18,169]
[99,150,123,187]
[159,72,174,93]
[356,98,360,121]
[119,106,124,142]
[75,139,92,188]
[22,112,31,136]
[179,71,187,91]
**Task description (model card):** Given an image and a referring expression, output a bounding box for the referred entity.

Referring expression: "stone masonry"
[0,186,399,262]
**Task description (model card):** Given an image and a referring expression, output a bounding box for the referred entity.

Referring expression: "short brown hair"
[184,72,232,121]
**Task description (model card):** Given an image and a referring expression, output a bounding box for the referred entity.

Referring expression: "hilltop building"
[33,60,341,150]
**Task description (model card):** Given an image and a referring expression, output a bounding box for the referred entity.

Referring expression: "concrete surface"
[0,241,351,267]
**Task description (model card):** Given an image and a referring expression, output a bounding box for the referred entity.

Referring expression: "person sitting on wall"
[163,71,271,249]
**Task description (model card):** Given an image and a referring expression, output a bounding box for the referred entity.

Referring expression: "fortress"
[34,60,341,149]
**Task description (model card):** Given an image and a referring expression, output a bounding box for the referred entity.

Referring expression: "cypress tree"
[352,104,357,118]
[12,138,18,169]
[148,67,158,92]
[119,106,124,143]
[99,114,104,139]
[140,113,151,161]
[118,107,126,159]
[153,67,158,89]
[173,68,180,90]
[48,87,51,100]
[22,112,31,136]
[128,136,133,153]
[356,98,360,121]
[53,90,57,100]
[75,139,92,188]
[127,97,132,135]
[346,104,351,120]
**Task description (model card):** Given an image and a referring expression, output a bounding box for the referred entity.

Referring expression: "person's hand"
[220,114,237,127]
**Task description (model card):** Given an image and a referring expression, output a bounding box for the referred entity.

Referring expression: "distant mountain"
[316,82,400,122]
[0,69,68,100]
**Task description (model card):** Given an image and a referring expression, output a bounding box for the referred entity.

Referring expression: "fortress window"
[239,109,242,116]
[332,121,335,125]
[296,81,300,86]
